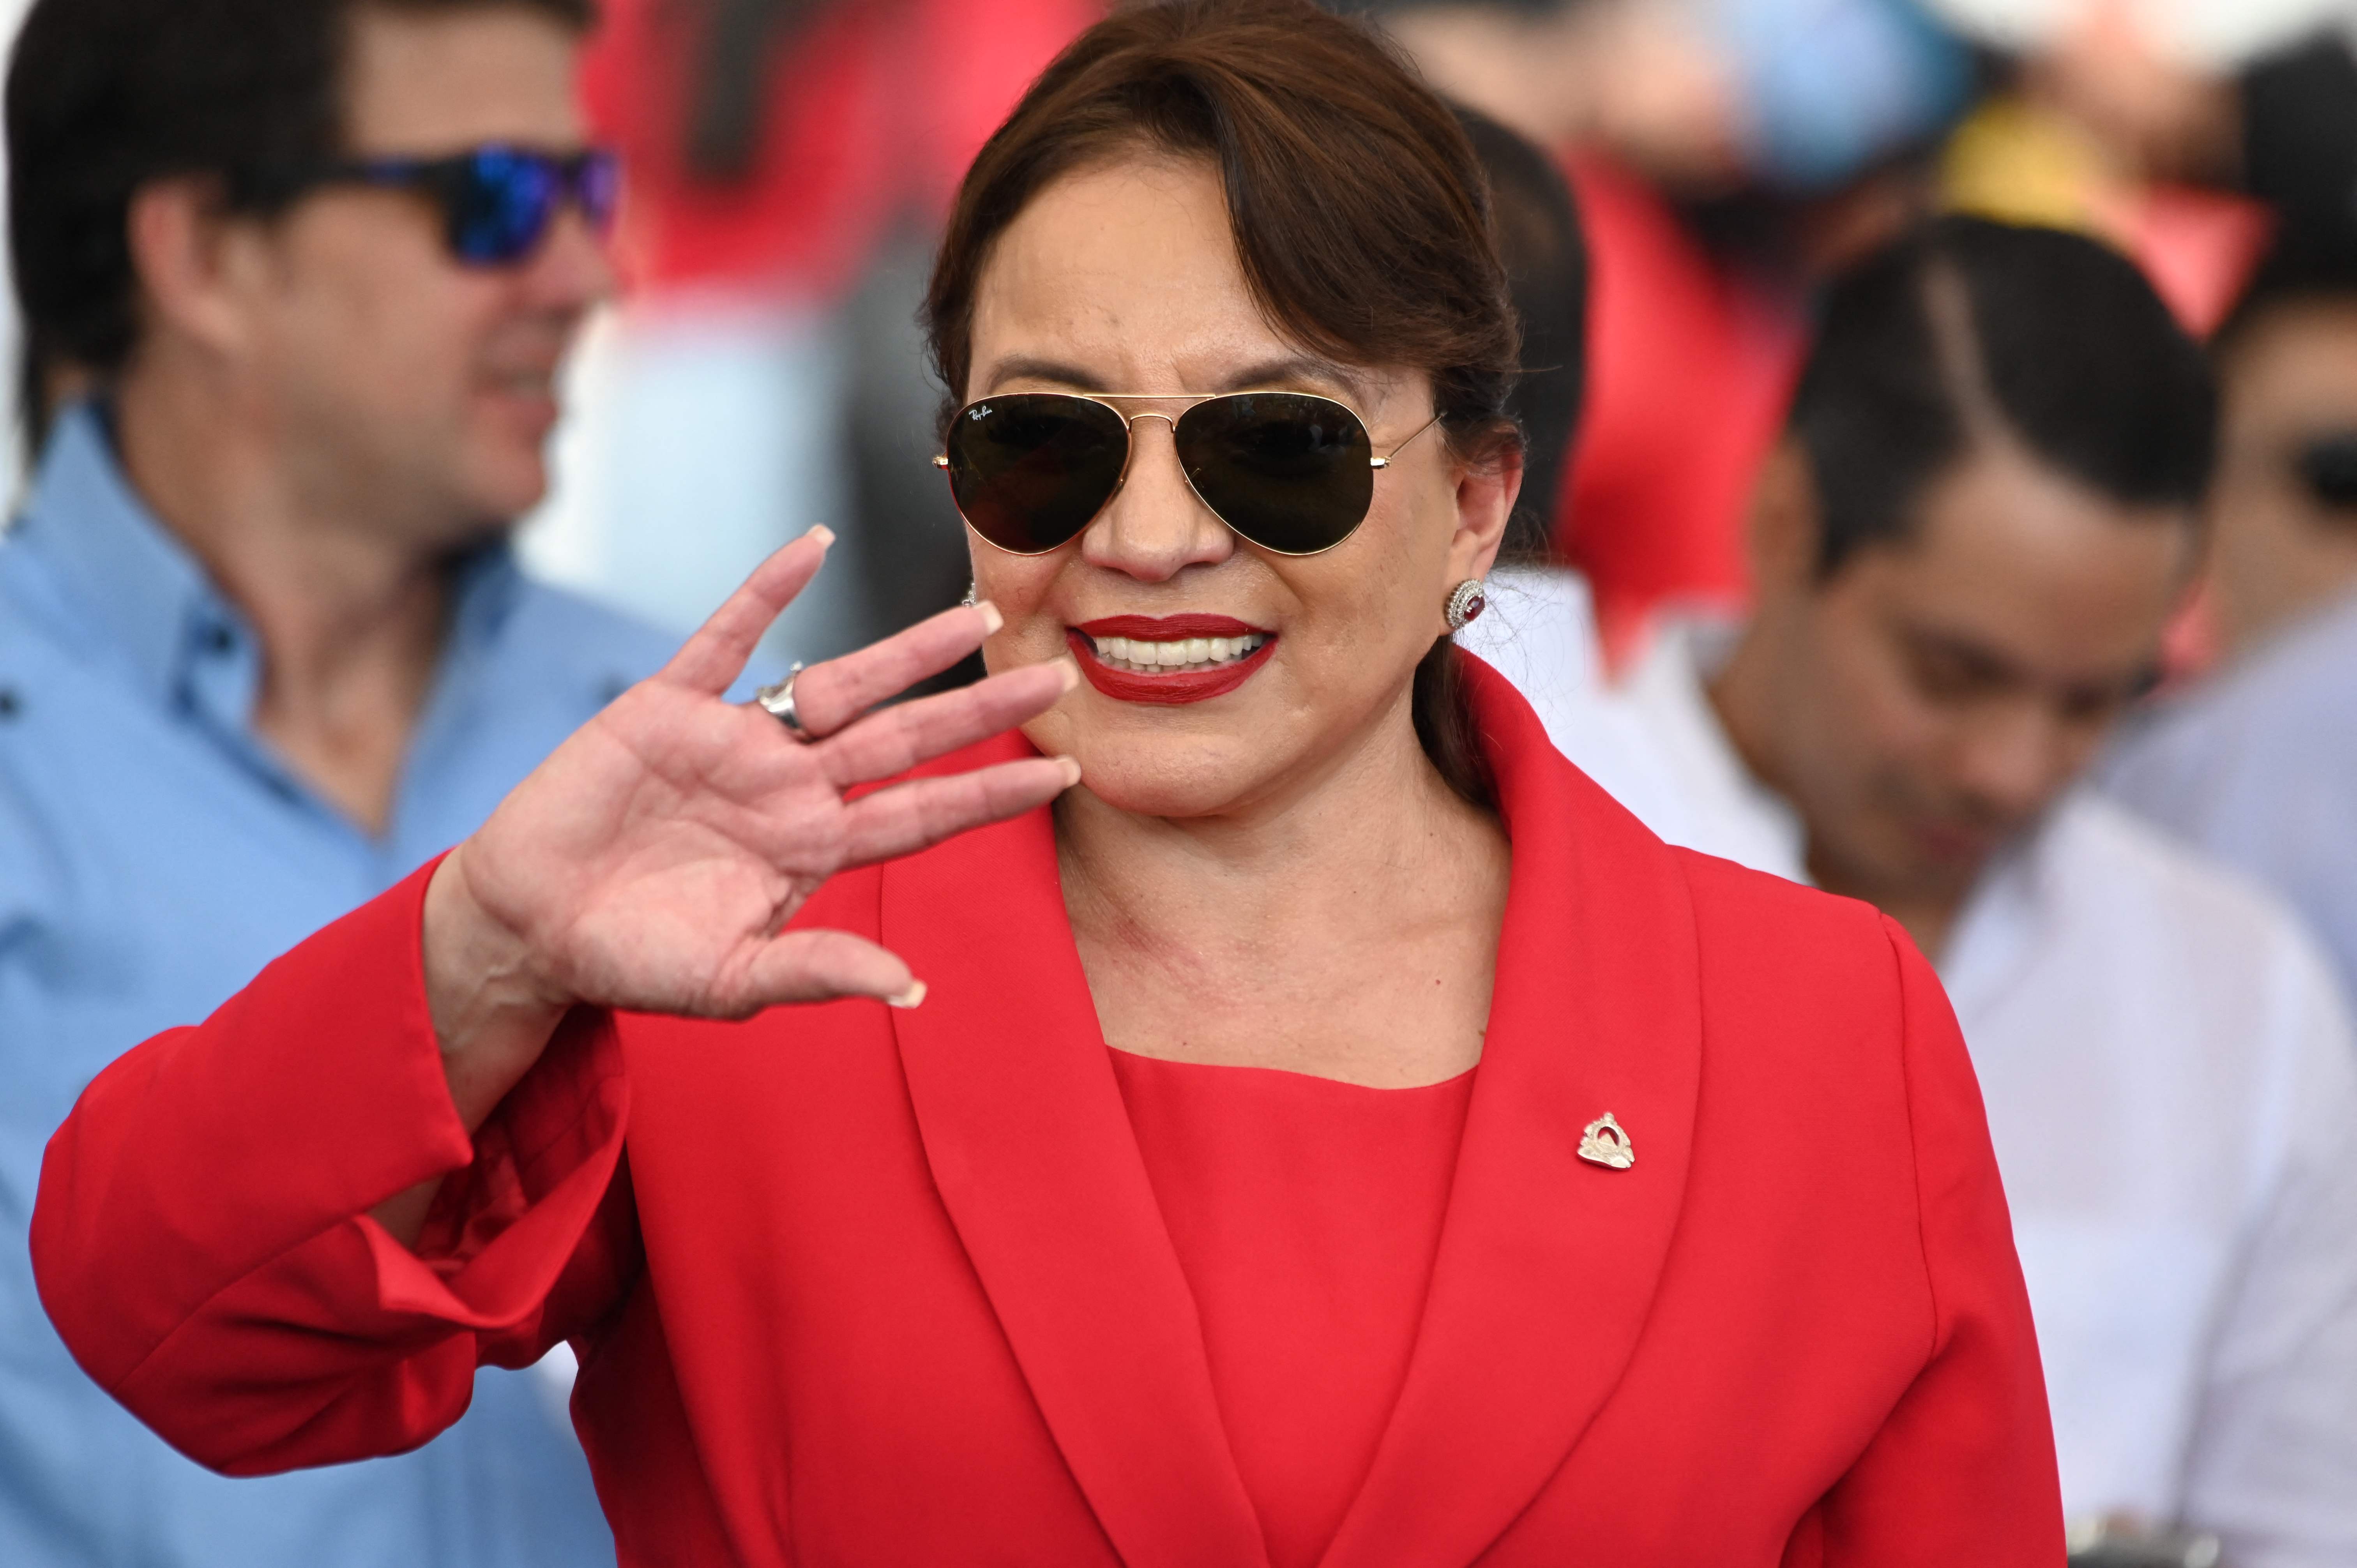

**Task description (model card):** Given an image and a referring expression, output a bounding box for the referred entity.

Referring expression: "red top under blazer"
[32,660,2064,1567]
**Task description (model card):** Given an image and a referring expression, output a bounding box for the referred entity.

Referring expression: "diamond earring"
[960,581,977,609]
[1445,577,1488,632]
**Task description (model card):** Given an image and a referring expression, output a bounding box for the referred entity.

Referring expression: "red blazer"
[33,662,2062,1567]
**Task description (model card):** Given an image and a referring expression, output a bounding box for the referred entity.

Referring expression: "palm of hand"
[464,683,861,1019]
[433,536,1078,1026]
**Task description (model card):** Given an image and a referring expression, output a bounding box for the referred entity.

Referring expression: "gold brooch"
[1578,1112,1634,1170]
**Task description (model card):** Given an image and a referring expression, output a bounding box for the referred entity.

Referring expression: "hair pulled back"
[923,0,1522,809]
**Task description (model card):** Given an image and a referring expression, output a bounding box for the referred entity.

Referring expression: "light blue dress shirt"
[2106,590,2357,1003]
[0,406,682,1567]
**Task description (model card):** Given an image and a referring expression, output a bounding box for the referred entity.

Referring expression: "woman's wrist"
[421,845,574,1133]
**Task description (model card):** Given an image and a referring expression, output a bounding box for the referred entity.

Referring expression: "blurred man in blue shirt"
[2108,235,2357,1003]
[0,0,678,1561]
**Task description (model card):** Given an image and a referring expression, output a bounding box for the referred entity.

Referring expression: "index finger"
[660,528,833,695]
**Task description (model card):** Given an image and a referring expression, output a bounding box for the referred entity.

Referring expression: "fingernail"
[1057,756,1083,788]
[977,601,1004,636]
[805,524,836,548]
[1056,657,1081,693]
[888,979,928,1010]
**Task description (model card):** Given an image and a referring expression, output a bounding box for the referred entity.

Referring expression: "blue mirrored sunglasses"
[296,144,619,266]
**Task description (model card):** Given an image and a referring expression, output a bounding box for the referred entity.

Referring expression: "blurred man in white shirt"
[1483,215,2357,1565]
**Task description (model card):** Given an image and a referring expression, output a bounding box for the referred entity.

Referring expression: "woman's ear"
[1448,440,1523,585]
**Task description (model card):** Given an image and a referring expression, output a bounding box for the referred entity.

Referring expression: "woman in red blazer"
[33,2,2062,1562]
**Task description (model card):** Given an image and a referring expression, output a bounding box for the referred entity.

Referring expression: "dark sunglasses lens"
[1175,394,1373,554]
[451,147,557,264]
[944,395,1131,553]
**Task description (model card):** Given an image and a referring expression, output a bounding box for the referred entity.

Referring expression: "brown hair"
[922,0,1521,809]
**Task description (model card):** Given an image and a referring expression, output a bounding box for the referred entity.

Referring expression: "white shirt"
[1454,569,1698,822]
[1471,597,2357,1564]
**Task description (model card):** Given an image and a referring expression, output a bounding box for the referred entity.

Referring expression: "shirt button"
[0,686,18,719]
[203,625,236,655]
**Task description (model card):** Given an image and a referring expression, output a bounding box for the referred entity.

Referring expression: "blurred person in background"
[2184,241,2357,661]
[1358,0,1975,661]
[0,0,29,493]
[544,0,1094,668]
[2238,30,2357,262]
[2107,237,2357,1003]
[1447,102,1700,817]
[0,0,668,1561]
[1542,216,2357,1564]
[1936,2,2357,353]
[1455,106,1587,562]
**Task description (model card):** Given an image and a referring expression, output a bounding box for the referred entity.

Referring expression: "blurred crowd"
[3,0,2357,1564]
[508,0,2357,683]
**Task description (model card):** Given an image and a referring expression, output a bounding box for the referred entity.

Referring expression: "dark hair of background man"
[1789,215,2217,577]
[2215,229,2357,360]
[2240,34,2357,269]
[1454,103,1587,562]
[2214,30,2357,366]
[5,0,596,449]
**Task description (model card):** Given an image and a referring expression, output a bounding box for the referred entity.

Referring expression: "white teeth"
[1090,632,1270,675]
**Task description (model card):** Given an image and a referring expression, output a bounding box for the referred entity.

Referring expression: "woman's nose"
[1080,415,1234,582]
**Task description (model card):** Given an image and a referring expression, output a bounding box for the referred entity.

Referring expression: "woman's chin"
[1055,736,1290,822]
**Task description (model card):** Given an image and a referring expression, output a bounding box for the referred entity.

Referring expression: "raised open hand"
[418,531,1078,1128]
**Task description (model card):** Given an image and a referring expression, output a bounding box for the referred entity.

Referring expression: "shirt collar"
[12,402,229,708]
[1631,620,1812,882]
[11,400,526,718]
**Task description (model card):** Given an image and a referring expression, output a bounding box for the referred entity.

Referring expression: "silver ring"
[754,663,814,742]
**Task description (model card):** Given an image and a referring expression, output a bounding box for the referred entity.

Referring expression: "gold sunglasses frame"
[932,390,1445,558]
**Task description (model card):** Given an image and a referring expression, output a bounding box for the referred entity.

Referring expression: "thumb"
[737,927,926,1012]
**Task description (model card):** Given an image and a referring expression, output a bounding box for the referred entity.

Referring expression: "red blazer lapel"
[1322,659,1705,1568]
[882,759,1270,1568]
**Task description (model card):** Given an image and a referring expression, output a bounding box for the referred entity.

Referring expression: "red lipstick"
[1067,614,1277,706]
[1073,614,1265,639]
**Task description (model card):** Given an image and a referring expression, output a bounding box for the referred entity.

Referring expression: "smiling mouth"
[1065,617,1279,706]
[1081,631,1272,675]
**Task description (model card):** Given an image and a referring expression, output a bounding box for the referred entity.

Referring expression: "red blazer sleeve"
[1814,917,2064,1563]
[30,858,638,1476]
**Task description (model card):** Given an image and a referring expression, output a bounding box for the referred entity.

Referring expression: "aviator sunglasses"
[935,391,1442,556]
[273,145,620,266]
